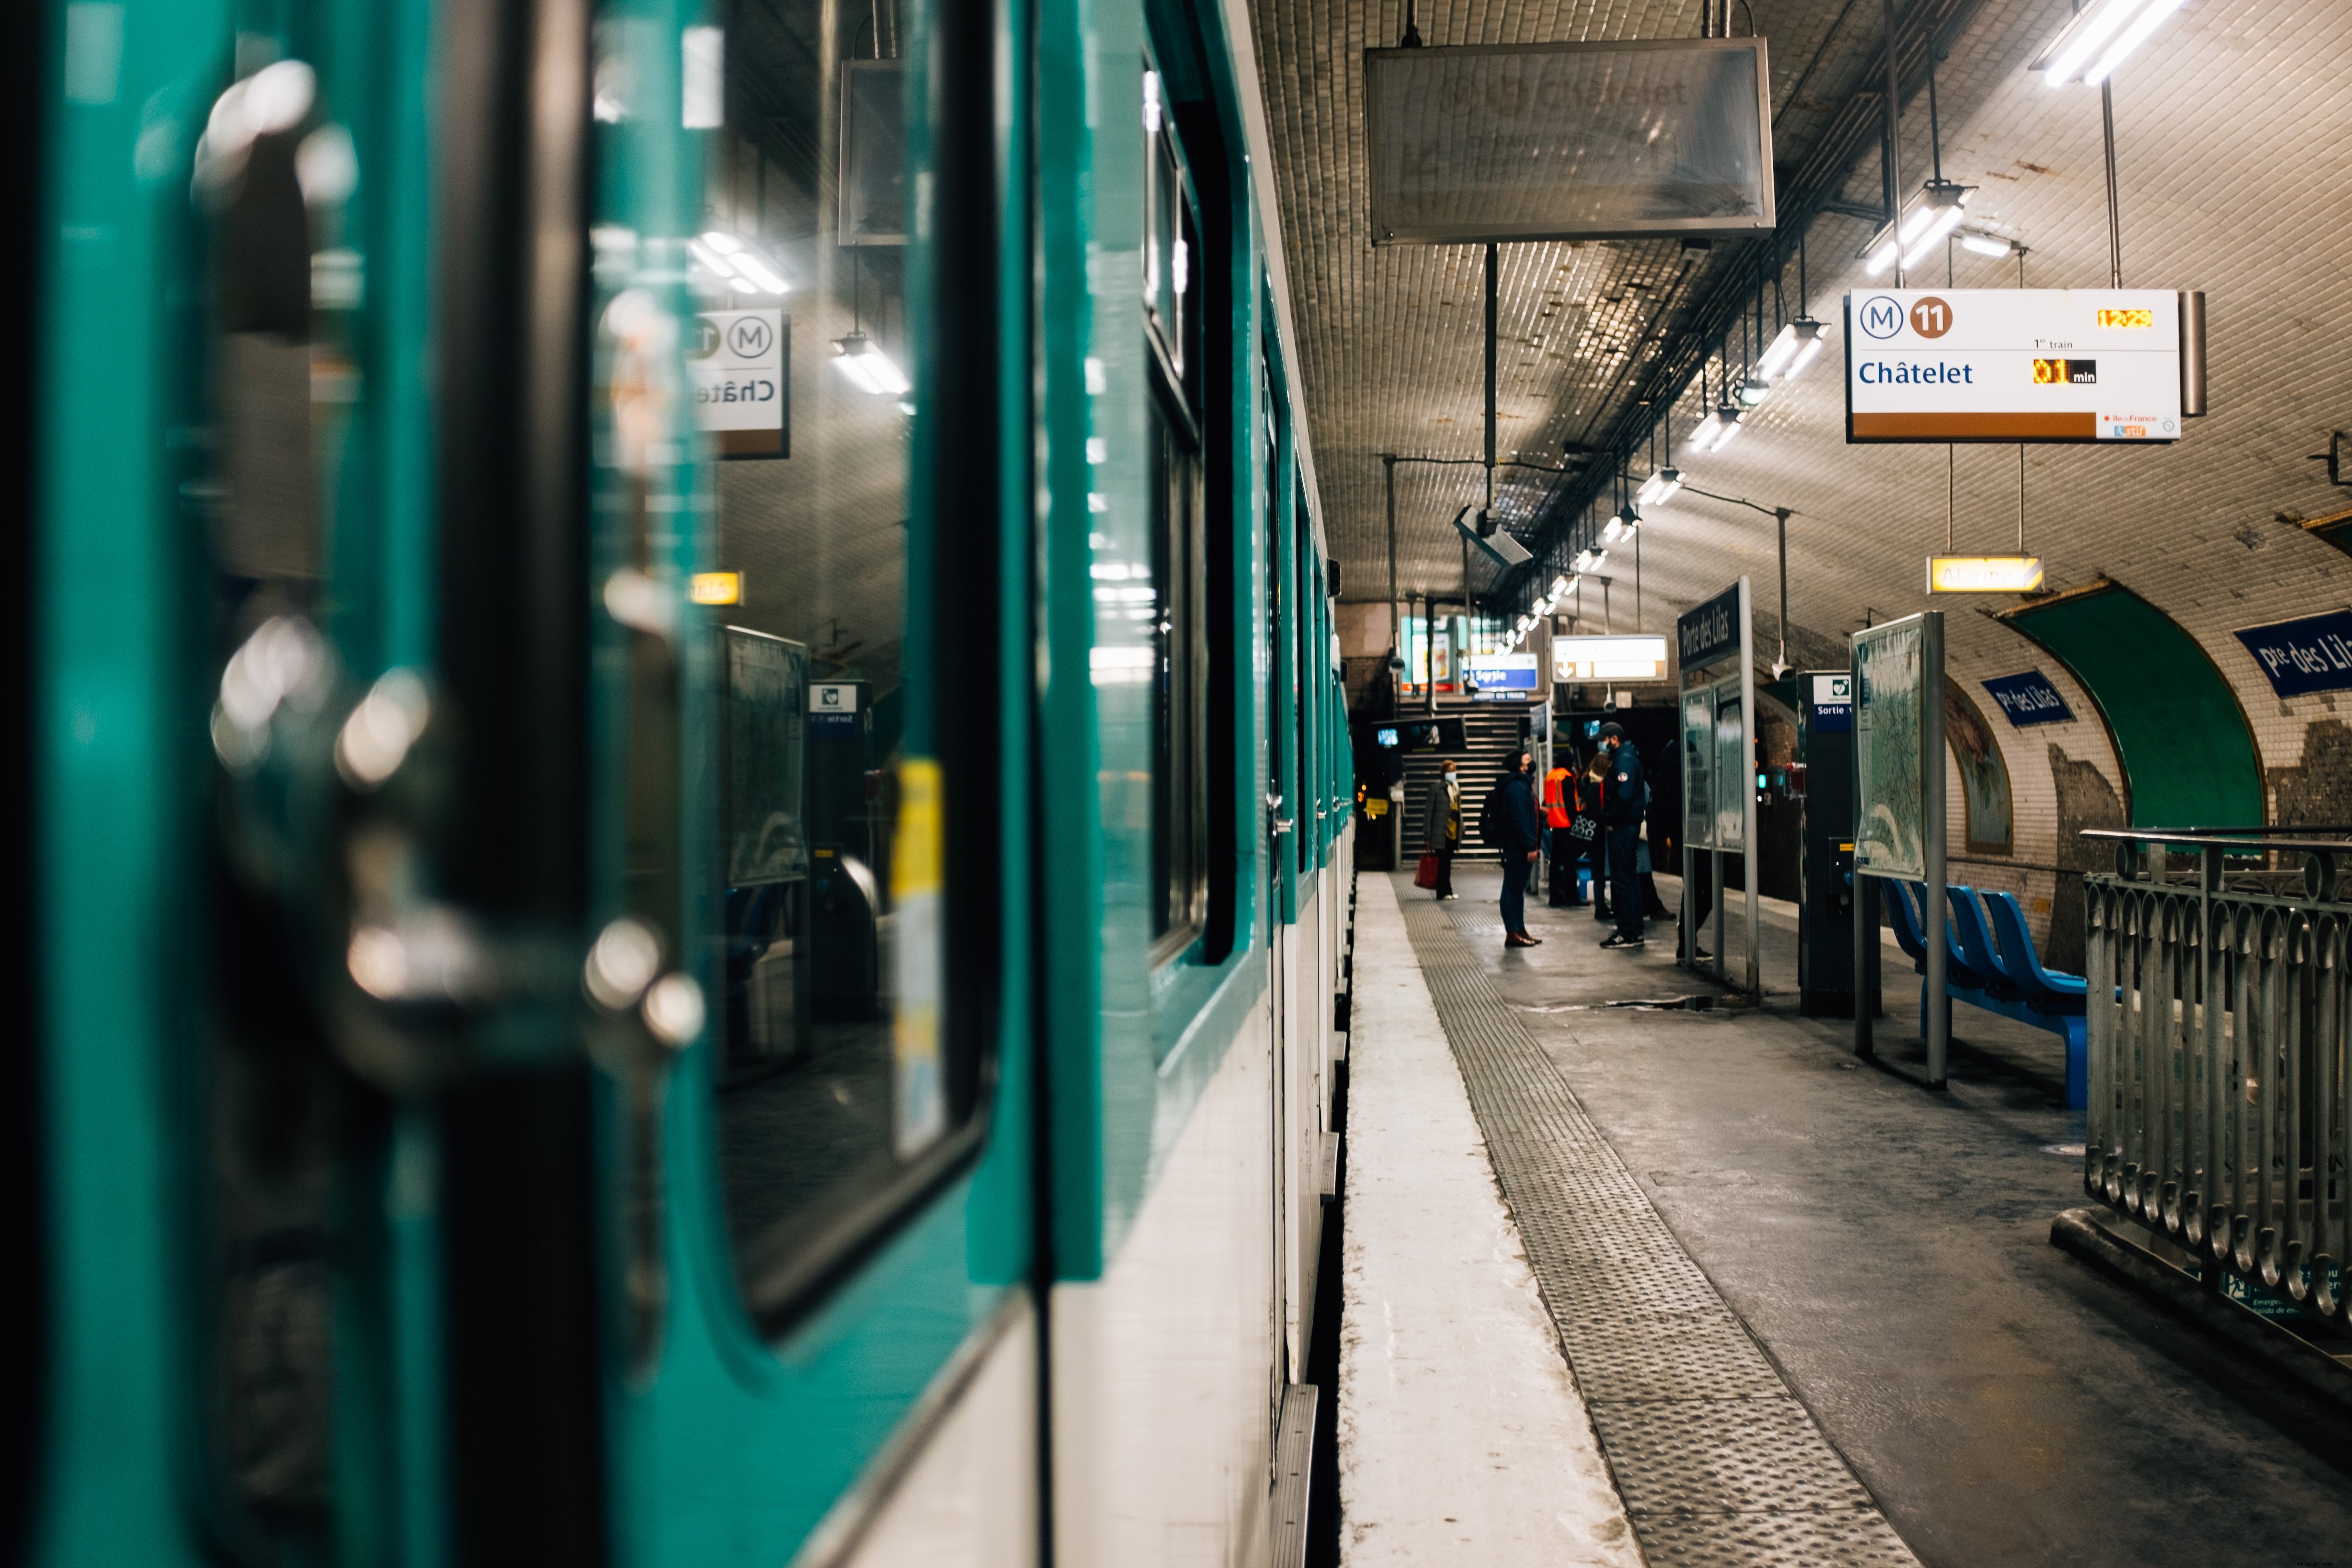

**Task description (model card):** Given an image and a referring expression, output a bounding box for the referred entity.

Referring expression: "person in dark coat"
[1596,723,1647,949]
[1491,751,1544,948]
[1421,759,1460,899]
[1579,749,1612,924]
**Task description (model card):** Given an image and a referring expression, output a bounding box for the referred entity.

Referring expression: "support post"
[1739,576,1760,999]
[1922,611,1948,1088]
[1880,0,1907,288]
[2100,80,2122,287]
[1711,850,1726,983]
[1775,509,1789,674]
[1483,243,1498,516]
[1384,452,1400,699]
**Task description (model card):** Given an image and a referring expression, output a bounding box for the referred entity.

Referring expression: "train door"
[28,0,1031,1563]
[1261,354,1295,1396]
[586,2,1034,1565]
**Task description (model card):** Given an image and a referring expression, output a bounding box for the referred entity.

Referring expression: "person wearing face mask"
[1595,722,1647,950]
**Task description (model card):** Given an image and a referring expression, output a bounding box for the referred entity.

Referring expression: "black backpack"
[1477,782,1507,847]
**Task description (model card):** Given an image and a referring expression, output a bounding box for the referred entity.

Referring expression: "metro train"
[6,0,1354,1562]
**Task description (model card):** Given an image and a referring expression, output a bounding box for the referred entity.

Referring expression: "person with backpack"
[1480,750,1544,948]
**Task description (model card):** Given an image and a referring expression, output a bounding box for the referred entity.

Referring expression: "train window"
[686,1,984,1330]
[1144,69,1208,953]
[187,48,350,1558]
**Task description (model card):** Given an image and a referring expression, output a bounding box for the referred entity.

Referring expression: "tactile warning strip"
[1399,899,1921,1567]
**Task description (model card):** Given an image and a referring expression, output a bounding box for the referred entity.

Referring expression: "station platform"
[1341,866,2352,1568]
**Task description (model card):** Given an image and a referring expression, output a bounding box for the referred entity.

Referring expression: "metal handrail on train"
[2080,827,2352,1322]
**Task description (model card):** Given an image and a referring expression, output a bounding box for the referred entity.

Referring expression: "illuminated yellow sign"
[1926,555,2044,593]
[690,571,744,605]
[1552,634,1670,682]
[2095,308,2153,328]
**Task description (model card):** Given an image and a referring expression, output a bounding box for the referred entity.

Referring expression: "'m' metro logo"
[1858,296,1904,339]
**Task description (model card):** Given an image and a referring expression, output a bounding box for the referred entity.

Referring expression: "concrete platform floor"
[1396,863,2352,1568]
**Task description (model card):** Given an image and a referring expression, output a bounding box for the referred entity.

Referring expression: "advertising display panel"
[1682,686,1715,852]
[1852,618,1926,879]
[1844,289,2189,443]
[1849,612,1950,1085]
[1712,676,1746,852]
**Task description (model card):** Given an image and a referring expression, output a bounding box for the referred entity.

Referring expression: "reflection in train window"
[697,0,977,1329]
[191,50,351,1559]
[1145,69,1208,954]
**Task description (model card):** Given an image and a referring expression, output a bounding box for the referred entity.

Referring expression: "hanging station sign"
[1362,38,1776,245]
[1844,289,2203,443]
[689,308,789,457]
[1676,582,1743,670]
[1552,634,1670,683]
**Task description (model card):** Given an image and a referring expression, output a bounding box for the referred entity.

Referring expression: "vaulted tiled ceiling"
[1248,0,2352,750]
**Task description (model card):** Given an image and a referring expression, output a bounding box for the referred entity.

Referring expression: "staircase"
[1397,702,1534,860]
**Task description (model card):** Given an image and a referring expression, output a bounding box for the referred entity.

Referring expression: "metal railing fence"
[2084,837,2352,1313]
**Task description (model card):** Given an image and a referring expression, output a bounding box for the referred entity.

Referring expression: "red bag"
[1414,852,1441,890]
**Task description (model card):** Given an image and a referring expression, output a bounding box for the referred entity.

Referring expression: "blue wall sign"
[1677,584,1742,670]
[1981,670,2075,727]
[2233,609,2352,698]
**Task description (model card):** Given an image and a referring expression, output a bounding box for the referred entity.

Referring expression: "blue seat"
[1881,878,1928,972]
[1875,879,2087,1109]
[1983,891,2087,1007]
[1948,886,2023,1002]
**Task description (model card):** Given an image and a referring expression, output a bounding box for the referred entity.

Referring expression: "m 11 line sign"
[1844,289,2200,443]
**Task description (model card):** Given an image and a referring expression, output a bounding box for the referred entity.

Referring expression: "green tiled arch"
[2000,582,2265,829]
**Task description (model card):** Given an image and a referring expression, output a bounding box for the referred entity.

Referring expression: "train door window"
[186,43,353,1557]
[1144,67,1207,954]
[677,0,985,1332]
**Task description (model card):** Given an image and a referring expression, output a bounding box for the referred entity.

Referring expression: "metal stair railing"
[2080,827,2352,1317]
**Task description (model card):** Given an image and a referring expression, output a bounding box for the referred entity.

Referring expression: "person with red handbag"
[1415,759,1460,898]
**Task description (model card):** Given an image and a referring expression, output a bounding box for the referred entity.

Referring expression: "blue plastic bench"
[1880,880,2087,1107]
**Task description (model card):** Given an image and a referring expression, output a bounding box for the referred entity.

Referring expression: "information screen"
[1844,288,2181,444]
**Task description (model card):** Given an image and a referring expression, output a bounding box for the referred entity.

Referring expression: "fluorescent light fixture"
[2084,0,2189,84]
[693,230,789,294]
[726,250,790,293]
[1550,574,1572,598]
[1758,323,1801,379]
[1926,554,2046,593]
[1602,505,1639,543]
[1709,400,1743,449]
[1864,184,1970,276]
[1643,466,1683,505]
[2033,0,2186,86]
[1783,320,1826,381]
[682,25,724,129]
[831,331,910,396]
[687,238,737,280]
[1959,232,2014,258]
[1689,404,1735,454]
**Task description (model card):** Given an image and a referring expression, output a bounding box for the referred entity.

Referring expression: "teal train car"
[12,0,1355,1561]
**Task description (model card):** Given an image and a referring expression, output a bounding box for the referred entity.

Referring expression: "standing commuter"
[1580,750,1612,924]
[1422,759,1461,899]
[1596,722,1647,949]
[1542,758,1580,906]
[1487,750,1544,948]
